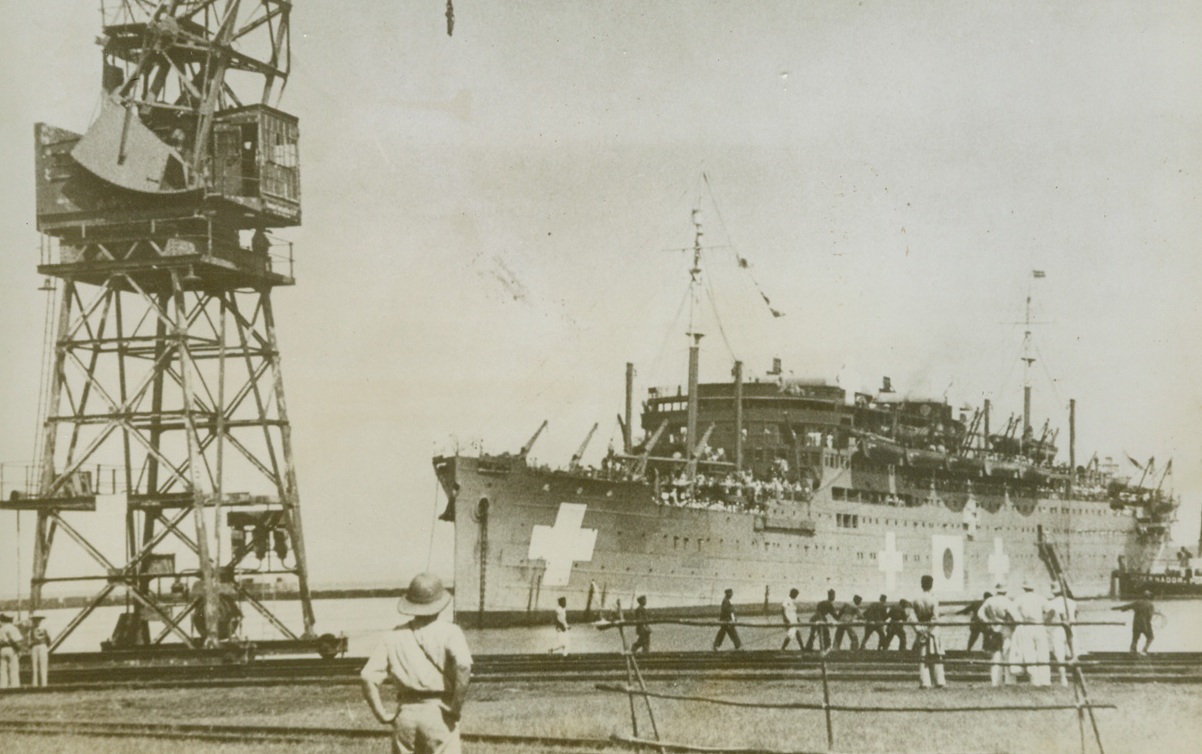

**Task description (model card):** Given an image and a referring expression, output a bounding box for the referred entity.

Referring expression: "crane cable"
[15,501,21,621]
[425,474,440,572]
[702,172,786,320]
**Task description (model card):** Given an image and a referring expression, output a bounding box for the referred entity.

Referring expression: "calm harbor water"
[28,595,1202,657]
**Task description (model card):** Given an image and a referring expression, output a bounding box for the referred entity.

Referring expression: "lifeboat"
[988,459,1023,479]
[949,455,985,475]
[1022,464,1052,485]
[862,437,905,465]
[906,448,948,470]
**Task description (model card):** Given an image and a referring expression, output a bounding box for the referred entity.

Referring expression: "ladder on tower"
[1037,524,1070,593]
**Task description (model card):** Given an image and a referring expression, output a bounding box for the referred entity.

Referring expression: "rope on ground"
[595,618,1124,630]
[596,684,1116,713]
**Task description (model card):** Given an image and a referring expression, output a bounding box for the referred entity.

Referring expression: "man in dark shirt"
[882,599,910,651]
[631,595,651,654]
[863,594,889,650]
[1114,590,1156,654]
[833,595,864,650]
[251,227,271,256]
[957,591,992,651]
[805,589,838,651]
[712,588,742,651]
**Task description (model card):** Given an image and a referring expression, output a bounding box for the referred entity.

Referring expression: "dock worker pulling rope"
[912,575,946,689]
[361,573,472,754]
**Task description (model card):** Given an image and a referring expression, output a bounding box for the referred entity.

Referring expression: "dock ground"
[0,676,1199,754]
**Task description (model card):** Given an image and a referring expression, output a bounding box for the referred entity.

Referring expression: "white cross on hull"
[528,502,597,586]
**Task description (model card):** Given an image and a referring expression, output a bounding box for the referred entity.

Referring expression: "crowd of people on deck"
[655,468,812,512]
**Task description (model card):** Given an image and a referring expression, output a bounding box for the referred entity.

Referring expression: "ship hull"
[438,452,1163,625]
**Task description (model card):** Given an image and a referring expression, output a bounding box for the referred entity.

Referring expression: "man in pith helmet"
[361,573,473,754]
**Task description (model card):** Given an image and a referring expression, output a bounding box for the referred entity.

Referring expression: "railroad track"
[6,650,1201,692]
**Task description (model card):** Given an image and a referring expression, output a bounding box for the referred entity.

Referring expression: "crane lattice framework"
[6,0,324,652]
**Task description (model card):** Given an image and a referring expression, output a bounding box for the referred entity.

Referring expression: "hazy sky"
[1,1,1200,599]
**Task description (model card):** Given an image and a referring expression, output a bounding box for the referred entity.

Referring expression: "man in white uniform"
[781,588,803,650]
[1011,580,1051,686]
[1045,581,1077,687]
[29,615,52,687]
[552,597,570,656]
[977,584,1017,686]
[361,573,472,754]
[0,614,23,689]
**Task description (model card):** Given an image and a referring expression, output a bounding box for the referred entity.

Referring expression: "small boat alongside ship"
[1115,545,1202,598]
[434,210,1178,626]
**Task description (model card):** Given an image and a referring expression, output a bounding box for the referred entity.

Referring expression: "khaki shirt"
[361,619,472,695]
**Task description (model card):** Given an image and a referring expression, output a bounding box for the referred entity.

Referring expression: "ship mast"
[684,210,705,465]
[1020,271,1044,453]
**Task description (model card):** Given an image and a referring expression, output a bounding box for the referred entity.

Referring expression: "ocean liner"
[434,212,1176,625]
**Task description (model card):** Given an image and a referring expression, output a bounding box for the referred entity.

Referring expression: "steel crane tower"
[7,0,326,654]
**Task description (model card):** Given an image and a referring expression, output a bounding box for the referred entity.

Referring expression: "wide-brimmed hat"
[396,573,451,616]
[1022,579,1035,591]
[994,582,1008,594]
[30,614,45,621]
[1050,582,1063,595]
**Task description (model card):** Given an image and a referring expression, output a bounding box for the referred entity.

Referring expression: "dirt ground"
[0,677,1199,754]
